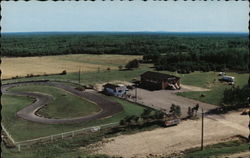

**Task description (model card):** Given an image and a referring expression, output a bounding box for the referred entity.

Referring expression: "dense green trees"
[1,33,248,60]
[223,86,250,107]
[152,48,249,72]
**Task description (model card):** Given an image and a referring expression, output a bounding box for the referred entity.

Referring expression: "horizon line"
[1,31,249,34]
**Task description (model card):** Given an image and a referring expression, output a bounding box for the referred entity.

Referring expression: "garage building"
[140,71,181,90]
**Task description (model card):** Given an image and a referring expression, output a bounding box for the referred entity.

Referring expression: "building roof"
[141,71,180,80]
[103,83,119,89]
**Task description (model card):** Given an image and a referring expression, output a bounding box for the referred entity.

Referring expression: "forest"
[1,32,249,71]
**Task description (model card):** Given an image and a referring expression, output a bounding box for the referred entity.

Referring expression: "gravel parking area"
[127,85,216,118]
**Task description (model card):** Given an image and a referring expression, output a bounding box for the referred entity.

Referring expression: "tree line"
[1,32,248,59]
[143,47,249,72]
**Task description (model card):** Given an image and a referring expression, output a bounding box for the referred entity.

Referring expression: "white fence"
[2,122,119,151]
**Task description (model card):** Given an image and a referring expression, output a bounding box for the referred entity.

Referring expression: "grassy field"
[2,93,145,141]
[2,63,249,140]
[3,65,249,106]
[1,54,142,79]
[2,64,151,85]
[2,64,249,158]
[181,140,249,158]
[9,85,100,119]
[1,131,111,158]
[176,72,249,105]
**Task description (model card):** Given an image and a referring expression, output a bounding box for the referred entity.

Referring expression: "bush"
[153,110,165,119]
[169,104,182,117]
[222,86,250,107]
[61,70,67,75]
[118,65,123,71]
[125,59,139,69]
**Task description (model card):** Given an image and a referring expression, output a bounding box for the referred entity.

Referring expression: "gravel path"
[2,81,123,124]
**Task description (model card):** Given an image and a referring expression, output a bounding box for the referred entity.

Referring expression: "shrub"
[61,70,67,75]
[169,104,182,117]
[125,59,139,69]
[118,65,123,71]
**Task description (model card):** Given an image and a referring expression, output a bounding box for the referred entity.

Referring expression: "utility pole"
[201,108,204,151]
[78,68,81,85]
[135,86,137,102]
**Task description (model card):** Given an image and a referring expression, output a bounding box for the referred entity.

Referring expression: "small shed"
[103,83,128,96]
[140,71,181,90]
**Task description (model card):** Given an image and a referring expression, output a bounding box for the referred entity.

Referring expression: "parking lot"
[127,85,216,118]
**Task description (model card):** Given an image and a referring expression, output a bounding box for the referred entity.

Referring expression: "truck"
[163,115,181,127]
[164,118,180,127]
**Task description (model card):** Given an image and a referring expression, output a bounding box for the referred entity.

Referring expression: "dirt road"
[94,112,249,158]
[2,81,123,124]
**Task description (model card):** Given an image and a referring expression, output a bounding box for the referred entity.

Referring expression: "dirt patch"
[91,112,248,158]
[181,84,210,92]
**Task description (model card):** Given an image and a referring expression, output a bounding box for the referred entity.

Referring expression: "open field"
[2,65,151,85]
[94,111,249,158]
[1,54,142,79]
[2,61,249,157]
[3,65,249,107]
[177,72,249,105]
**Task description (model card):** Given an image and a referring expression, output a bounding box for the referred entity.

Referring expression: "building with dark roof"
[140,71,181,90]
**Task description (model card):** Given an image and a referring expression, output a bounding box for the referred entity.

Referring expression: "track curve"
[2,81,123,124]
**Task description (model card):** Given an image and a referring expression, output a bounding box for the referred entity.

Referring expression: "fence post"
[18,144,21,152]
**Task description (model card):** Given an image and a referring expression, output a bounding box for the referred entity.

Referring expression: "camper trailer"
[219,76,235,83]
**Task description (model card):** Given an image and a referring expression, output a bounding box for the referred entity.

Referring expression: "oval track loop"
[2,81,123,124]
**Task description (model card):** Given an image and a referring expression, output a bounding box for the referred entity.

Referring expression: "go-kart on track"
[2,81,123,124]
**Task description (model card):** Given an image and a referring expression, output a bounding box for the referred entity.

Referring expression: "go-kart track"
[2,81,123,124]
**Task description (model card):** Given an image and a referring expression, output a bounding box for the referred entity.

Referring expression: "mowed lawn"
[1,54,142,79]
[9,85,100,119]
[176,72,249,105]
[2,92,145,141]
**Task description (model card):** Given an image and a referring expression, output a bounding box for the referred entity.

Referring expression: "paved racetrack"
[2,81,123,124]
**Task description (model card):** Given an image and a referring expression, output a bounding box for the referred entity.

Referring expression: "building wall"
[141,77,180,90]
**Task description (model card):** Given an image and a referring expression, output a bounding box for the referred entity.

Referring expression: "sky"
[1,1,249,33]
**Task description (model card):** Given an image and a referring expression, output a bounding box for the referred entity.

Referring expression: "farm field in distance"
[1,54,142,79]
